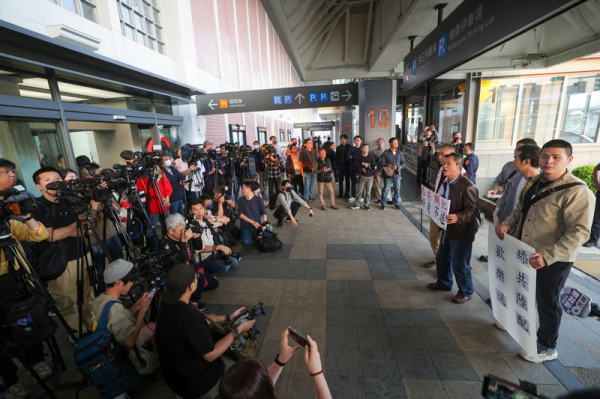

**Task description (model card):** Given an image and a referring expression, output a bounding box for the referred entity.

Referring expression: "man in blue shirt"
[463,142,479,185]
[161,153,186,215]
[237,181,272,246]
[377,138,406,210]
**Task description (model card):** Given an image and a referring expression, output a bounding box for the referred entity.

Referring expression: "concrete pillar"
[461,73,481,144]
[358,80,397,149]
[338,108,353,140]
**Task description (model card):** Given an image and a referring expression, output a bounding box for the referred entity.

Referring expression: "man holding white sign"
[496,139,595,363]
[426,153,479,304]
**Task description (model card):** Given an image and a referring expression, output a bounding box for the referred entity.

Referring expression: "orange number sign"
[367,107,389,128]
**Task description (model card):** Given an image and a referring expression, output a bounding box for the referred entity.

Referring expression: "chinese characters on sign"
[420,185,451,229]
[488,225,538,361]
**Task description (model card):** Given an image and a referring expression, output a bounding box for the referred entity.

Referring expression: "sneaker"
[359,198,364,203]
[364,205,370,211]
[32,361,52,380]
[286,217,292,223]
[494,321,506,331]
[381,204,386,210]
[351,204,360,210]
[393,204,401,210]
[7,384,31,399]
[190,301,207,311]
[348,197,355,202]
[519,348,558,363]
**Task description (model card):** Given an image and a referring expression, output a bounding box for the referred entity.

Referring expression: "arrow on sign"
[208,99,217,110]
[342,90,352,101]
[295,93,305,104]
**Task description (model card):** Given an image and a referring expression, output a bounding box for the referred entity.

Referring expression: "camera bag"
[28,240,68,281]
[7,284,58,346]
[207,318,259,360]
[74,301,139,399]
[255,230,282,252]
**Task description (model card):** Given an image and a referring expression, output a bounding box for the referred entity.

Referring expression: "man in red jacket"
[137,161,173,250]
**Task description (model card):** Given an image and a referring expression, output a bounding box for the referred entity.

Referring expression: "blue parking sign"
[273,95,282,105]
[412,58,418,76]
[284,94,293,104]
[438,33,447,59]
[309,93,318,102]
[320,92,329,101]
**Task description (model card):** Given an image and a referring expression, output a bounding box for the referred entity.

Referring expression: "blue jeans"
[382,176,402,206]
[90,235,124,291]
[169,199,185,216]
[200,256,239,274]
[303,173,316,199]
[435,236,474,297]
[241,225,273,246]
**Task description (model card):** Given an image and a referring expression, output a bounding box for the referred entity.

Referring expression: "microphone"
[560,287,600,318]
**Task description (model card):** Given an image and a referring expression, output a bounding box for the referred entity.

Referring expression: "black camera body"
[180,144,208,164]
[47,177,128,213]
[185,213,203,234]
[0,187,36,220]
[231,302,269,330]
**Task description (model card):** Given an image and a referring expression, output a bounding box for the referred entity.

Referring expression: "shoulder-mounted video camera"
[0,186,37,220]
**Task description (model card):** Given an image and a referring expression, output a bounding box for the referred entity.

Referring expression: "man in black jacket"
[426,153,479,304]
[335,134,351,198]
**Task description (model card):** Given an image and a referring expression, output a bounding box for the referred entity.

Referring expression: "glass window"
[57,80,151,112]
[560,73,600,144]
[0,119,66,194]
[429,86,464,143]
[516,76,563,145]
[476,78,520,148]
[154,96,179,115]
[0,68,52,101]
[49,0,97,23]
[117,0,164,54]
[405,100,424,143]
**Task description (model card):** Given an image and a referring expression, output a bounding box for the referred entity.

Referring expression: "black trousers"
[267,177,281,199]
[416,153,431,186]
[274,202,301,226]
[536,261,572,349]
[338,165,351,197]
[590,192,600,243]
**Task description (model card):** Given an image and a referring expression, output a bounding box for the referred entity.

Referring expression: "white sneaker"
[7,383,32,399]
[359,198,364,203]
[518,348,558,363]
[493,321,506,331]
[31,361,52,380]
[348,197,355,202]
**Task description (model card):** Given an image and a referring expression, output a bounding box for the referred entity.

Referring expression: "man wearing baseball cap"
[155,264,255,399]
[91,259,159,374]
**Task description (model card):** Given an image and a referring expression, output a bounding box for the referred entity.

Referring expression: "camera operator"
[91,259,159,375]
[120,150,135,165]
[238,181,272,246]
[269,135,284,160]
[218,146,234,188]
[160,153,186,216]
[31,166,95,334]
[452,132,464,155]
[273,180,313,228]
[155,264,255,399]
[0,159,52,393]
[202,150,225,196]
[416,126,438,187]
[136,159,172,250]
[262,146,284,200]
[250,140,265,184]
[63,168,124,293]
[219,331,332,399]
[188,200,239,274]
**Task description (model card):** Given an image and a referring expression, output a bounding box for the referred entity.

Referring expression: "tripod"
[122,171,157,250]
[0,222,73,399]
[187,163,205,200]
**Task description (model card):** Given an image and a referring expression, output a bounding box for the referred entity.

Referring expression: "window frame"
[48,0,97,22]
[116,0,166,55]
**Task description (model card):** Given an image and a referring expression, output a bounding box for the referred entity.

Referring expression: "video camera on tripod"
[46,177,128,214]
[180,144,208,163]
[0,186,36,220]
[132,248,176,293]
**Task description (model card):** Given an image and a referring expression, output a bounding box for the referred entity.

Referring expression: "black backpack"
[28,240,68,281]
[7,285,58,346]
[268,190,284,211]
[256,231,283,252]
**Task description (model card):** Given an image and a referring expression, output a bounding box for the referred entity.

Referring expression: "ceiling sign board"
[293,121,335,129]
[402,0,580,91]
[196,83,358,115]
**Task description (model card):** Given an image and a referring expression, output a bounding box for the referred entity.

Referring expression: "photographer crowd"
[0,129,596,399]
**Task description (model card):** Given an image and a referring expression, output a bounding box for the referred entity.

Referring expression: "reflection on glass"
[477,79,519,148]
[146,19,153,35]
[124,24,134,40]
[560,74,600,144]
[81,2,95,21]
[405,100,424,143]
[136,30,145,45]
[121,4,132,24]
[61,0,77,13]
[0,120,65,193]
[134,12,144,29]
[430,86,463,143]
[517,77,562,145]
[0,69,52,100]
[57,80,151,112]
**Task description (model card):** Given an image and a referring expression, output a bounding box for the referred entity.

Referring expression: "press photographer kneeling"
[188,199,240,274]
[155,264,255,399]
[159,214,219,309]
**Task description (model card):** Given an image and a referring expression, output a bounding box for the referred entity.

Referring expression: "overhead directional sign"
[196,83,358,115]
[403,0,578,91]
[293,121,335,129]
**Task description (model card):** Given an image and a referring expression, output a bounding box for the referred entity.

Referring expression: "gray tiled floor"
[20,170,600,398]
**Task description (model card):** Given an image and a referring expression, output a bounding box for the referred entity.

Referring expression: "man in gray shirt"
[488,138,537,195]
[371,138,387,203]
[273,179,314,228]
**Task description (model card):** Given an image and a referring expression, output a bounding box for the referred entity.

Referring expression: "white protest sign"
[487,225,538,361]
[420,185,451,229]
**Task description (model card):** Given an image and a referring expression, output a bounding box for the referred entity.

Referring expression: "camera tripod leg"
[18,355,59,399]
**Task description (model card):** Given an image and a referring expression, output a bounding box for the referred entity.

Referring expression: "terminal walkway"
[21,170,600,399]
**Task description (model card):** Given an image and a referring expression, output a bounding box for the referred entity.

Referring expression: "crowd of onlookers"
[0,127,599,398]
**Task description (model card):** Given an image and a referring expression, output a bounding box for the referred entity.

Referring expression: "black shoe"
[393,204,401,210]
[337,195,344,198]
[381,205,386,210]
[583,239,599,248]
